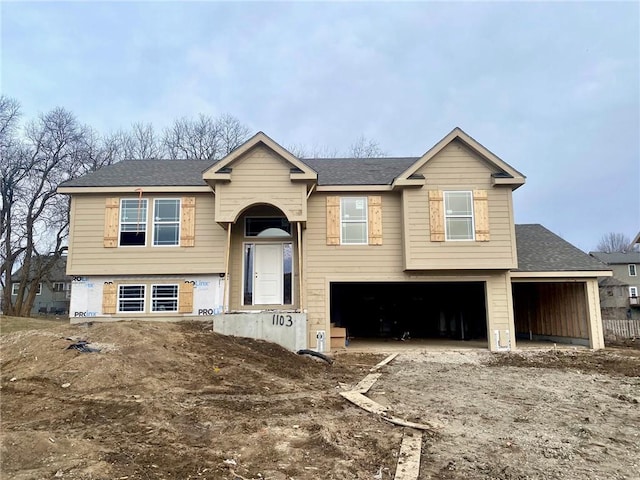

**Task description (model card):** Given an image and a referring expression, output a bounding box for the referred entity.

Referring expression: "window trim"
[119,198,148,247]
[444,191,475,242]
[340,197,368,245]
[53,282,65,292]
[150,284,179,313]
[35,283,42,295]
[11,283,19,295]
[152,198,181,247]
[630,286,638,298]
[117,284,146,313]
[629,264,637,277]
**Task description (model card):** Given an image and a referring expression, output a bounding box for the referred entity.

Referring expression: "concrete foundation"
[213,312,307,352]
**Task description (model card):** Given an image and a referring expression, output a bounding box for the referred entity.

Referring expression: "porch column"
[585,278,605,349]
[223,222,232,313]
[297,222,304,311]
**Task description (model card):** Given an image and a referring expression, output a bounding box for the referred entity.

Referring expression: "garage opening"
[512,282,590,346]
[330,282,487,341]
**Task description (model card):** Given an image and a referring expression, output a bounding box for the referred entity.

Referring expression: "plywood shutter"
[368,195,382,245]
[104,198,120,248]
[428,190,445,242]
[326,196,340,245]
[180,197,196,247]
[102,283,117,314]
[179,282,194,313]
[473,190,490,242]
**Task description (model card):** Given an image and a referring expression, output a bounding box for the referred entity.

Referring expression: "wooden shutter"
[104,198,120,248]
[428,190,445,242]
[180,197,196,247]
[326,196,340,245]
[473,190,490,242]
[179,282,194,313]
[102,283,117,314]
[367,195,382,245]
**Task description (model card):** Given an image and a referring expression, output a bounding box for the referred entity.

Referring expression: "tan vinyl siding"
[66,193,226,275]
[214,145,307,222]
[403,140,517,270]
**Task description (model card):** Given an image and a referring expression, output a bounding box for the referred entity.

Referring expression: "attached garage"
[330,281,487,341]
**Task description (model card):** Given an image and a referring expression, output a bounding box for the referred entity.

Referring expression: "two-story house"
[58,128,610,351]
[590,251,640,320]
[10,255,72,315]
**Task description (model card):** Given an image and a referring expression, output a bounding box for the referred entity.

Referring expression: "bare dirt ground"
[1,319,639,480]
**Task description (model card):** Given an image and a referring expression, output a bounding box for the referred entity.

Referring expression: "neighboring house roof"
[589,252,640,265]
[598,276,628,287]
[514,224,609,272]
[11,256,70,282]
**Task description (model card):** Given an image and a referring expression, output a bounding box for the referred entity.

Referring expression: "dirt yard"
[1,319,639,480]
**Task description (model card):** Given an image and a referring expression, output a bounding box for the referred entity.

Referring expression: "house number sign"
[272,314,293,327]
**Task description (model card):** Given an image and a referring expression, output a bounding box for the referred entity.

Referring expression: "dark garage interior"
[330,282,487,340]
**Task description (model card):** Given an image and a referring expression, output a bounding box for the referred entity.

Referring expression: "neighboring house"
[57,128,610,351]
[589,251,640,320]
[10,256,72,315]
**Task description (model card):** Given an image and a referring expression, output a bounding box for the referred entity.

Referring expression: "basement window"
[444,191,474,241]
[151,284,178,312]
[120,199,148,246]
[118,285,146,312]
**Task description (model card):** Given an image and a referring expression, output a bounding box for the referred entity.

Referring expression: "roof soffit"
[202,132,317,181]
[393,127,526,190]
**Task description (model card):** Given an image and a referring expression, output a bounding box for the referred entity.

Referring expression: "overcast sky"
[2,1,638,252]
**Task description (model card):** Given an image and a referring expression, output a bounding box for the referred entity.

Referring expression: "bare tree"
[130,122,161,159]
[216,114,250,155]
[595,232,637,253]
[1,103,98,316]
[348,135,386,158]
[163,114,221,160]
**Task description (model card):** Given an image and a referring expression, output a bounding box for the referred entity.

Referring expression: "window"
[153,199,180,246]
[118,285,145,312]
[53,282,65,292]
[631,287,638,298]
[245,217,291,237]
[11,284,19,295]
[120,199,148,246]
[629,264,637,277]
[341,197,368,244]
[36,283,42,295]
[444,191,474,241]
[151,284,178,312]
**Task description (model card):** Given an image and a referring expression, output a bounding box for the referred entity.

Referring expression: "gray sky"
[2,1,639,252]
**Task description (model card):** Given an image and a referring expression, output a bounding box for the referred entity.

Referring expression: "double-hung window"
[444,191,474,241]
[153,199,180,246]
[118,285,146,312]
[120,199,148,246]
[151,284,179,312]
[629,264,637,277]
[341,197,368,244]
[630,287,638,298]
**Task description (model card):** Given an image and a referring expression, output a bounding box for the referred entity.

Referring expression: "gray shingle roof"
[60,157,420,188]
[515,224,609,272]
[302,157,418,185]
[60,160,213,187]
[588,252,640,265]
[11,256,70,281]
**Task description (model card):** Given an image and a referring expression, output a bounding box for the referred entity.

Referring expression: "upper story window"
[630,286,638,298]
[120,199,148,246]
[11,283,41,295]
[444,191,474,241]
[629,264,637,277]
[53,282,65,292]
[153,199,181,246]
[341,197,368,244]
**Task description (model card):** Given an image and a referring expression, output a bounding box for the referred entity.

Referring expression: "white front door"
[254,244,283,305]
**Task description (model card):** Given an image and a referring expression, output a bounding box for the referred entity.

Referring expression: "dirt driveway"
[1,319,639,479]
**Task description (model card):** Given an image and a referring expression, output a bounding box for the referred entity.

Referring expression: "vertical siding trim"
[326,196,340,245]
[179,281,194,313]
[180,197,196,247]
[104,198,120,248]
[428,190,444,242]
[473,189,490,242]
[102,283,117,314]
[368,195,383,245]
